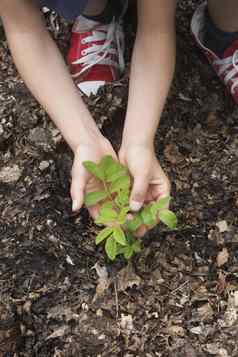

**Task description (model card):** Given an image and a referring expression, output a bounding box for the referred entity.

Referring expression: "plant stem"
[103,180,120,212]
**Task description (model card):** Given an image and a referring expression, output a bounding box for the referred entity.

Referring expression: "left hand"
[119,144,171,236]
[71,137,118,219]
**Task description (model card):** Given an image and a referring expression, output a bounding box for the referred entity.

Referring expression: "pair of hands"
[70,137,170,235]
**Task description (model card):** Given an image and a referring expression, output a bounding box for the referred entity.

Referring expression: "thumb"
[70,168,88,212]
[130,174,149,212]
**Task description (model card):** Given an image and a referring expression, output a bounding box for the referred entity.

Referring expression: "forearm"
[122,0,176,148]
[1,1,102,152]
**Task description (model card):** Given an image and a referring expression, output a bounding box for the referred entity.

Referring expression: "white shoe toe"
[77,81,106,96]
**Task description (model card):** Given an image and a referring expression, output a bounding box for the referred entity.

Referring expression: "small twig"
[27,273,35,294]
[114,278,119,320]
[171,280,190,296]
[103,180,120,212]
[86,257,90,281]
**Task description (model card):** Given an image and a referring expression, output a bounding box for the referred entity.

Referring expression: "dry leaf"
[217,271,227,294]
[223,291,238,327]
[120,314,134,333]
[46,325,68,340]
[234,290,238,307]
[197,303,214,321]
[167,325,185,337]
[48,305,79,322]
[190,326,203,335]
[218,348,229,357]
[207,111,218,129]
[66,255,75,266]
[92,263,111,300]
[216,220,229,233]
[117,262,141,292]
[164,143,184,165]
[217,248,229,267]
[184,343,198,357]
[205,343,220,355]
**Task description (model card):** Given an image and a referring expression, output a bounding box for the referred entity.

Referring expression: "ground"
[0,1,238,356]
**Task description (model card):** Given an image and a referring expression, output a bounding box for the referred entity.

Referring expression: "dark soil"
[1,1,238,356]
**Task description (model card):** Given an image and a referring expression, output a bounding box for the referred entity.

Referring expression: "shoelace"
[72,17,125,78]
[214,49,238,94]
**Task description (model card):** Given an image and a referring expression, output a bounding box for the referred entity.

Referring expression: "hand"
[71,137,117,218]
[119,144,171,236]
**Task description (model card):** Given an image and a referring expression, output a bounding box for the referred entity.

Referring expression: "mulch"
[0,1,238,356]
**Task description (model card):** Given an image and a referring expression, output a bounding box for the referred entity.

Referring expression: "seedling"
[83,156,177,261]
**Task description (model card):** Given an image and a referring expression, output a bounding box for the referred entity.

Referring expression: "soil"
[0,1,238,356]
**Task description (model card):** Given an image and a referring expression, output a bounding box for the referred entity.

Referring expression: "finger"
[130,174,149,212]
[71,168,88,212]
[88,204,100,220]
[135,225,147,238]
[151,176,171,201]
[144,189,154,204]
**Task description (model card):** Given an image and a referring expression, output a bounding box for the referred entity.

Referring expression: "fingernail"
[72,200,78,212]
[130,201,142,212]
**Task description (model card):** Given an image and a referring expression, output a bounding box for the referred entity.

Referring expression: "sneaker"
[67,15,125,96]
[191,2,238,103]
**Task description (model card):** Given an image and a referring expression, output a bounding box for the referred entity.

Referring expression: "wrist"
[122,122,156,150]
[70,129,106,154]
[121,138,154,153]
[59,110,104,153]
[119,142,155,164]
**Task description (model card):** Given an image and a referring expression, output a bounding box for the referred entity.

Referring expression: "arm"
[120,0,176,212]
[0,0,116,211]
[122,0,176,147]
[0,0,102,151]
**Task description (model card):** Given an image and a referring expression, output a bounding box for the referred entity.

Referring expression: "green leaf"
[96,227,113,245]
[159,209,177,229]
[132,240,142,253]
[115,246,126,256]
[116,242,140,259]
[141,206,156,226]
[96,206,118,224]
[107,169,128,183]
[100,155,115,174]
[113,227,127,246]
[151,196,171,214]
[126,232,134,245]
[100,156,126,181]
[83,161,104,180]
[110,175,131,193]
[101,201,114,210]
[123,245,134,260]
[84,190,108,206]
[105,236,117,260]
[100,206,118,220]
[118,206,130,224]
[126,214,143,232]
[115,189,130,207]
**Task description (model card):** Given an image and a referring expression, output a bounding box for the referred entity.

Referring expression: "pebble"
[96,309,103,317]
[39,161,50,171]
[0,164,22,183]
[29,127,51,148]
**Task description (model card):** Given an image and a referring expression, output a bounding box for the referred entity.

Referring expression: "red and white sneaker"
[67,15,125,96]
[191,2,238,104]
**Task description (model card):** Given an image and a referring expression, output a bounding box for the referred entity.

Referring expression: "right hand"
[70,137,117,218]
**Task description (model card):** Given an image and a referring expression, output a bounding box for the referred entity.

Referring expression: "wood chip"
[217,248,229,267]
[46,325,68,340]
[167,325,185,337]
[0,164,22,183]
[216,220,229,233]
